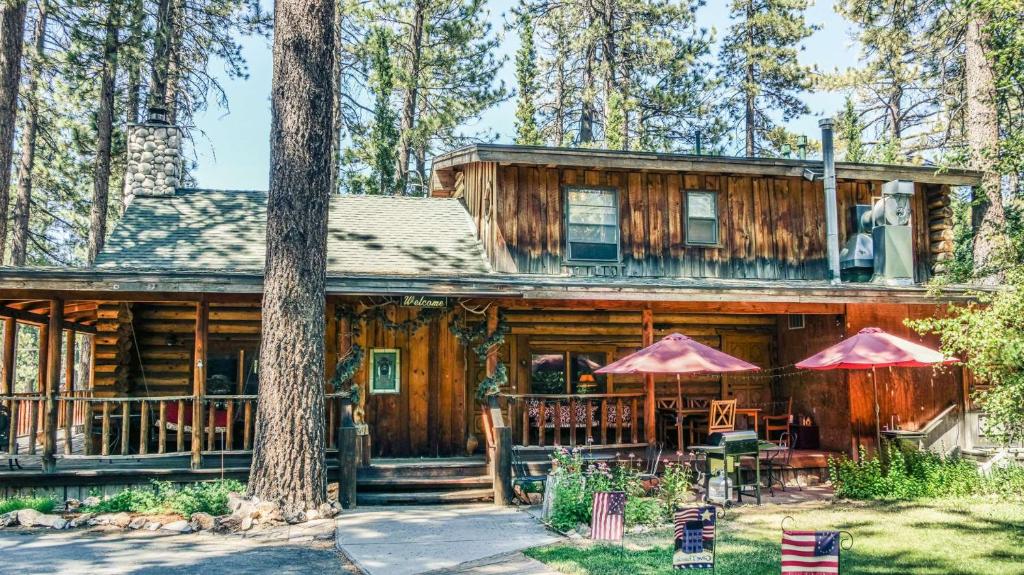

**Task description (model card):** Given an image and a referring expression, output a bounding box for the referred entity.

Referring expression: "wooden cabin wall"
[93,302,262,398]
[844,303,963,452]
[462,164,944,282]
[776,313,852,453]
[346,305,468,458]
[503,310,776,405]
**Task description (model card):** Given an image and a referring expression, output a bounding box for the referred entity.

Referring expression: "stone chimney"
[124,106,182,202]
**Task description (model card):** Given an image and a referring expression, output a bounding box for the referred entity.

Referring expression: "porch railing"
[1,392,350,463]
[504,393,647,449]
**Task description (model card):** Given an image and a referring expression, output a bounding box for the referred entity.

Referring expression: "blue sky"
[190,0,859,191]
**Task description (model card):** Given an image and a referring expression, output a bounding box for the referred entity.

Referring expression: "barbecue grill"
[690,430,763,505]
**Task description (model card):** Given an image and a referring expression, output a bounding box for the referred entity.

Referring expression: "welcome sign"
[400,295,448,308]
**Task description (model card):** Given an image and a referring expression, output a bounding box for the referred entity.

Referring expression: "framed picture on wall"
[369,348,401,394]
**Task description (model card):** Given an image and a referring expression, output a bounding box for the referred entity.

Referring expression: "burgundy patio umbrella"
[596,333,761,441]
[795,327,958,450]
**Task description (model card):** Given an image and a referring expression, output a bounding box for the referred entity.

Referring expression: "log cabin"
[0,114,988,503]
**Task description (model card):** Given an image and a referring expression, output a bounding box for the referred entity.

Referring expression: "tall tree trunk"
[328,0,343,193]
[578,41,595,144]
[0,0,27,264]
[164,0,182,124]
[743,3,755,157]
[248,0,334,514]
[965,14,1004,283]
[87,7,119,266]
[395,0,424,195]
[149,0,173,111]
[10,0,46,266]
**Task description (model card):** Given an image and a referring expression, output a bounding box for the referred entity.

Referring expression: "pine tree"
[837,96,866,163]
[719,0,817,157]
[513,11,541,146]
[367,27,398,195]
[523,0,714,152]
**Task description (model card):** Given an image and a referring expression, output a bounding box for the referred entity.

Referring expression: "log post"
[642,308,656,444]
[63,330,75,454]
[494,425,513,506]
[42,299,63,472]
[192,300,208,469]
[337,396,357,509]
[2,317,15,396]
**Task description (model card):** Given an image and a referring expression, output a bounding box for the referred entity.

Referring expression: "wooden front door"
[721,333,773,407]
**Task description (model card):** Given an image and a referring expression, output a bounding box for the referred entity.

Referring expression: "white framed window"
[685,191,719,246]
[565,187,620,263]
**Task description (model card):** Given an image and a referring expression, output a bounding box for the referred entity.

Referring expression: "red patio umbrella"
[596,333,761,438]
[795,327,957,450]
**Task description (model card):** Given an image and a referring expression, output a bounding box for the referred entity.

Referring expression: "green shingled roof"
[94,189,492,276]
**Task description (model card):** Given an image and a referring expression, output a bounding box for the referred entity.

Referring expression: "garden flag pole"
[795,327,957,451]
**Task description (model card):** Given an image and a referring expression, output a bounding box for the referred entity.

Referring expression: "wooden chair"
[762,398,793,445]
[639,441,664,481]
[656,399,677,447]
[684,397,713,446]
[707,399,737,435]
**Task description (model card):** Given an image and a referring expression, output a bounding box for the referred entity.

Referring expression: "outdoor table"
[671,407,761,448]
[757,441,789,495]
[690,437,776,506]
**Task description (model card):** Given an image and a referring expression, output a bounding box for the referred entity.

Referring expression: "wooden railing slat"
[158,401,167,454]
[139,401,149,455]
[176,399,185,453]
[121,402,130,456]
[101,402,111,457]
[27,399,38,455]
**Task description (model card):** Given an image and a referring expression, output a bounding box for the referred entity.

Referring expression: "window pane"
[569,241,618,261]
[688,219,717,245]
[531,353,566,393]
[570,352,607,394]
[568,223,617,243]
[688,192,716,219]
[568,188,615,207]
[568,205,617,225]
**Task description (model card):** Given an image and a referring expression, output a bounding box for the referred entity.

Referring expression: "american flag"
[590,491,626,541]
[781,530,841,574]
[673,507,716,570]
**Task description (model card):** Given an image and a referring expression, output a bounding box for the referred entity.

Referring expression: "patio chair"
[0,404,21,470]
[683,397,713,447]
[763,431,802,495]
[707,399,737,435]
[511,447,546,505]
[762,397,793,444]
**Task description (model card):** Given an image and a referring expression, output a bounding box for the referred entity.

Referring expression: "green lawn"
[525,499,1024,575]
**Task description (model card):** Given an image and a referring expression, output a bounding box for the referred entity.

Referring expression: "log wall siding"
[344,304,469,458]
[458,163,949,281]
[93,302,262,397]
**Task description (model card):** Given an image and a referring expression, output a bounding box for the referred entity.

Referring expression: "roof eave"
[432,144,983,187]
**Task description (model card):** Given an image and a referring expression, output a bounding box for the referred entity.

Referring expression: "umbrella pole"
[872,367,882,457]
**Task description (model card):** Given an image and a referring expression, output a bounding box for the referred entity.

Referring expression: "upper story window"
[565,187,620,262]
[686,191,719,246]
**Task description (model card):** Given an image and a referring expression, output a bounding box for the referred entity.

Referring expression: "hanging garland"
[330,302,447,393]
[450,310,510,400]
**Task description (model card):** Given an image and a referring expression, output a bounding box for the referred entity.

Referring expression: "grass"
[0,497,57,515]
[525,499,1024,575]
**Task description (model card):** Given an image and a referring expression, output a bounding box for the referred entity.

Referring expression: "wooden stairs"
[356,457,494,505]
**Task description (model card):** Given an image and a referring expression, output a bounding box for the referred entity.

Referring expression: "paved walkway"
[0,529,357,575]
[335,504,561,575]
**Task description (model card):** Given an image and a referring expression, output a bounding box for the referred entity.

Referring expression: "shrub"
[830,443,1024,501]
[657,459,695,513]
[82,479,245,516]
[0,496,57,515]
[547,448,676,532]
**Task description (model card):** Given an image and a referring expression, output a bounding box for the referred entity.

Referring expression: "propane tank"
[708,471,732,504]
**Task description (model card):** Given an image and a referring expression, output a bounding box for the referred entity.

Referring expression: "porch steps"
[356,457,493,505]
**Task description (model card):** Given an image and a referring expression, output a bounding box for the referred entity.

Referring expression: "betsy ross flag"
[782,530,841,574]
[673,507,716,570]
[590,491,626,541]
